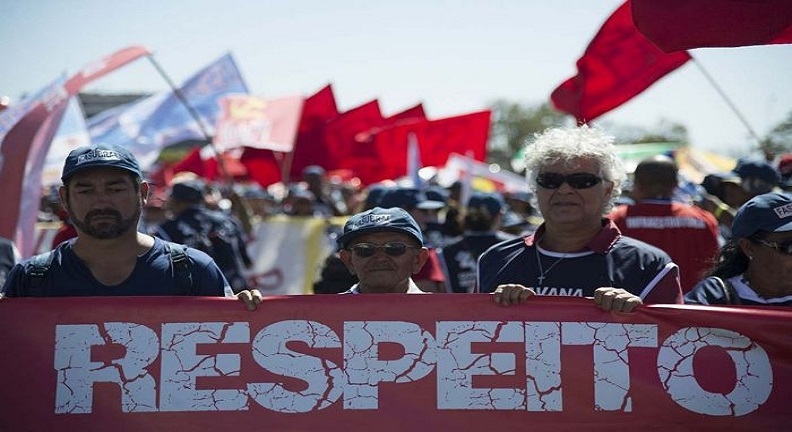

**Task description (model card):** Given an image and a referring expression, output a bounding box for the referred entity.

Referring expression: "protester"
[439,192,514,293]
[302,165,347,216]
[685,192,792,306]
[696,158,781,239]
[336,207,430,294]
[0,144,262,309]
[155,178,252,293]
[778,153,792,192]
[610,155,720,292]
[478,125,683,312]
[0,236,20,288]
[379,187,447,292]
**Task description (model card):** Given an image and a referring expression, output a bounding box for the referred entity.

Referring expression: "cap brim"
[772,220,792,233]
[415,200,445,210]
[337,226,423,249]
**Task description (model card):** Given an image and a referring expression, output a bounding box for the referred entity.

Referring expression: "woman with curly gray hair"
[478,125,682,311]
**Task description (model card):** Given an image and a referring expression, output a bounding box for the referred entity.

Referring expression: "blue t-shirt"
[0,237,230,297]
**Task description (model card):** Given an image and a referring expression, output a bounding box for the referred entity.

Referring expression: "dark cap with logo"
[337,207,424,249]
[61,143,142,183]
[731,192,792,239]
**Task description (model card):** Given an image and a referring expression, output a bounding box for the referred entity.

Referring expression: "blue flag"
[88,53,249,170]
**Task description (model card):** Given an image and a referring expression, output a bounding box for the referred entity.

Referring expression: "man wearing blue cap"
[0,144,262,309]
[685,192,792,306]
[336,207,430,294]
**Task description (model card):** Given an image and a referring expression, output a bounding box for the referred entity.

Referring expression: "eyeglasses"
[751,238,792,255]
[348,242,420,257]
[536,172,603,190]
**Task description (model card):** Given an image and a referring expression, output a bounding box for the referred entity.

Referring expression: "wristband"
[713,203,730,220]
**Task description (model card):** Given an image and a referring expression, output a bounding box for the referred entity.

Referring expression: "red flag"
[171,146,248,181]
[632,0,792,53]
[550,1,691,123]
[288,84,339,179]
[352,110,491,185]
[0,46,150,257]
[322,100,385,172]
[239,148,282,187]
[386,103,427,122]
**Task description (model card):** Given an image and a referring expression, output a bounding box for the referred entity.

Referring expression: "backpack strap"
[164,241,195,295]
[26,251,55,297]
[712,276,741,305]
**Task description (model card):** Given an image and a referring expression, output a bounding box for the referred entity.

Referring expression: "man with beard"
[0,144,262,310]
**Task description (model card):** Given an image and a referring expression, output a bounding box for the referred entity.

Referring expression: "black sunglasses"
[751,238,792,256]
[348,242,420,257]
[536,172,603,190]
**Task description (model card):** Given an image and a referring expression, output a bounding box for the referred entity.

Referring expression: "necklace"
[535,244,567,285]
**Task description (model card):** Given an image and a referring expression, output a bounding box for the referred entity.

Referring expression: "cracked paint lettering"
[160,322,250,411]
[562,323,657,412]
[55,323,159,413]
[436,321,525,410]
[248,320,344,413]
[657,327,772,416]
[344,321,436,409]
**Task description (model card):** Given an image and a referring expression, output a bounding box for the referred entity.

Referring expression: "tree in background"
[487,101,569,170]
[761,111,792,159]
[487,100,689,174]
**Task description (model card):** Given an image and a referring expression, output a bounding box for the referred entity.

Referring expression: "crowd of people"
[2,124,792,310]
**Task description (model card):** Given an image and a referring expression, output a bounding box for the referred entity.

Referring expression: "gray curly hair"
[523,125,626,213]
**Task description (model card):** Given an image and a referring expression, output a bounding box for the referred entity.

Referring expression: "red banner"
[1,296,789,431]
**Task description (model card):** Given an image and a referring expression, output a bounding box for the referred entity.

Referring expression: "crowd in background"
[14,143,792,306]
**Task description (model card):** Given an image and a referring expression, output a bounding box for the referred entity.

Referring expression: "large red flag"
[0,46,150,257]
[632,0,792,53]
[352,110,491,185]
[550,1,691,123]
[287,84,339,179]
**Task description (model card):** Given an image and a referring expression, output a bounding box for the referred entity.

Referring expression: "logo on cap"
[354,214,392,227]
[773,203,792,219]
[76,149,121,166]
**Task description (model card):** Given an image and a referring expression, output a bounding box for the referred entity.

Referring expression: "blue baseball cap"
[61,143,142,183]
[733,158,780,194]
[467,192,505,215]
[337,207,424,249]
[731,192,792,239]
[379,187,445,210]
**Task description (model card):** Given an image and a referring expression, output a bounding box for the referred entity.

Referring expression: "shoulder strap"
[712,276,741,305]
[164,241,195,295]
[26,251,55,297]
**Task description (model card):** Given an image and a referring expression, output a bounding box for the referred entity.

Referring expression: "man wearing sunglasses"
[685,192,792,306]
[477,126,683,312]
[336,207,430,294]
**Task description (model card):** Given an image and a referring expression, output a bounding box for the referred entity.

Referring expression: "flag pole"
[145,54,233,183]
[690,55,762,146]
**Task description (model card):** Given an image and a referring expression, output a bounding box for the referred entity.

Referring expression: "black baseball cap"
[337,207,424,249]
[467,192,505,215]
[61,143,142,183]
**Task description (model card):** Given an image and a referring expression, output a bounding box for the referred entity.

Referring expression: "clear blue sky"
[2,0,791,157]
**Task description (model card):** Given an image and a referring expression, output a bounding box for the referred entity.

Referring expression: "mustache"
[84,209,122,222]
